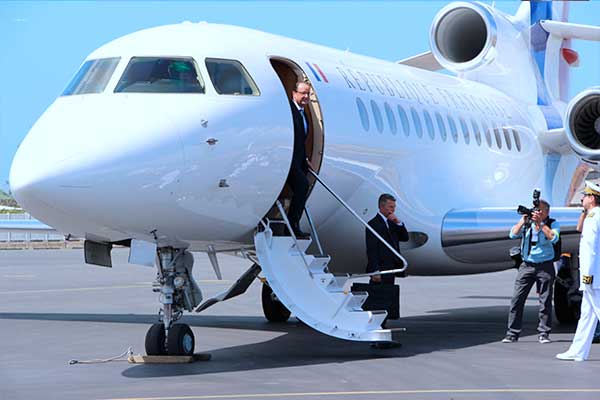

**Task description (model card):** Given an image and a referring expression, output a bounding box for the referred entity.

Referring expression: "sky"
[0,1,599,194]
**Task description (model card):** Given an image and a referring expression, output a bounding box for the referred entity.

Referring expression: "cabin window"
[115,57,204,93]
[411,107,423,139]
[356,98,370,131]
[384,102,397,135]
[448,116,458,143]
[482,120,492,147]
[512,129,522,152]
[371,100,384,133]
[459,117,470,145]
[493,127,503,149]
[503,128,513,150]
[398,105,410,137]
[471,119,482,146]
[423,110,435,140]
[435,112,447,142]
[62,57,120,95]
[205,58,259,95]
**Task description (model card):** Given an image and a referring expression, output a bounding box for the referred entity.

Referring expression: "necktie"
[299,109,308,136]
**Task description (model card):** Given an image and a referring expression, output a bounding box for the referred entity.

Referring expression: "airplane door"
[267,57,325,219]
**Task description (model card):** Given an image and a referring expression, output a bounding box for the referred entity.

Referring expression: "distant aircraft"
[5,1,599,355]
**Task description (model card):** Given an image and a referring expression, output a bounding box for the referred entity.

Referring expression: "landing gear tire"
[145,323,167,355]
[167,323,195,356]
[261,283,291,322]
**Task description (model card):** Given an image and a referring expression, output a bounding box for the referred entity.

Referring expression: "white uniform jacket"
[579,206,600,290]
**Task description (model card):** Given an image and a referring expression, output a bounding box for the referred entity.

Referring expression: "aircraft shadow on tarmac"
[0,304,579,378]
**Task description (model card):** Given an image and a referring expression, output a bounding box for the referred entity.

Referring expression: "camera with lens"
[517,189,541,218]
[510,189,542,267]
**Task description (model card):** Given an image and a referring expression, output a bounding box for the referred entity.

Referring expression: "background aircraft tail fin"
[527,0,572,110]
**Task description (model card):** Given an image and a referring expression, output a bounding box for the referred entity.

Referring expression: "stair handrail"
[308,169,408,273]
[274,200,312,273]
[304,205,325,257]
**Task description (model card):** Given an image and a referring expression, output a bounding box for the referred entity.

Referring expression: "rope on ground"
[68,346,134,365]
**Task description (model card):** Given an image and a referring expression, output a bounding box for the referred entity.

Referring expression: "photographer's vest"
[521,218,561,263]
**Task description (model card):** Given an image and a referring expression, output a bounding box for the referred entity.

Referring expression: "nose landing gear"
[145,247,202,356]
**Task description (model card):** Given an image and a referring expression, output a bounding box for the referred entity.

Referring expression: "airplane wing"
[396,51,443,71]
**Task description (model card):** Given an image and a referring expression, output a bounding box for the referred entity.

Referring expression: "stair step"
[326,276,350,293]
[314,273,335,289]
[345,291,368,311]
[308,256,330,274]
[255,230,399,343]
[289,238,312,254]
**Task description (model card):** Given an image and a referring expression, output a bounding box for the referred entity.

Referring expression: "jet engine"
[565,88,600,164]
[429,2,526,74]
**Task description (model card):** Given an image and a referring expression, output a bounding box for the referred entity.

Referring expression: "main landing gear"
[145,247,202,356]
[261,281,291,322]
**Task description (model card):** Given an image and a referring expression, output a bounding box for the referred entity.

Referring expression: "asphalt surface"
[1,248,599,400]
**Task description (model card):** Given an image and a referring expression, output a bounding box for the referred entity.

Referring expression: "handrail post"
[308,169,408,272]
[304,205,325,257]
[274,201,311,272]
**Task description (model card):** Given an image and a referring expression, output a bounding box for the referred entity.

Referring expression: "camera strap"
[521,223,536,259]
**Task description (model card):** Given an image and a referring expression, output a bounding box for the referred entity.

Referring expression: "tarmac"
[1,248,600,400]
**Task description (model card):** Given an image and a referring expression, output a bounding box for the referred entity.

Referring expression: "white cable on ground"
[68,346,134,365]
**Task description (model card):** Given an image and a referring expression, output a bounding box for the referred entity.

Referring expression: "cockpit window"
[115,57,205,93]
[62,58,120,96]
[205,58,259,95]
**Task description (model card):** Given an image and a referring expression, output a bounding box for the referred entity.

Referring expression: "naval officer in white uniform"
[557,181,600,361]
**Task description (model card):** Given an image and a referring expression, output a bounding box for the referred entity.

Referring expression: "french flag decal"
[306,62,329,83]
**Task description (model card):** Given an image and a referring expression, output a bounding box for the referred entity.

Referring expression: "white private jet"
[5,1,600,355]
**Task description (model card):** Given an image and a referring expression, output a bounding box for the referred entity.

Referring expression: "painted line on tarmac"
[0,284,150,294]
[0,280,234,295]
[102,388,600,400]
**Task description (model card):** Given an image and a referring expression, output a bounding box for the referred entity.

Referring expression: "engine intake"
[565,88,600,162]
[430,2,498,72]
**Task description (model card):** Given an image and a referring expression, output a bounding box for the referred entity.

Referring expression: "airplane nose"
[9,96,186,233]
[9,99,80,210]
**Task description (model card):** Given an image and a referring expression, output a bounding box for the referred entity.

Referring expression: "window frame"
[356,97,370,132]
[204,57,260,96]
[371,100,384,134]
[62,57,121,96]
[114,56,206,94]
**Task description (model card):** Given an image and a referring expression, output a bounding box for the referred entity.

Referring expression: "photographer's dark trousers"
[507,260,555,337]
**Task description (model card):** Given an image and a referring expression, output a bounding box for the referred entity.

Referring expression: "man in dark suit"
[366,193,409,284]
[286,81,313,238]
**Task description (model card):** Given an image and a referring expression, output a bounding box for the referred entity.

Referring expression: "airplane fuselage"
[9,22,581,276]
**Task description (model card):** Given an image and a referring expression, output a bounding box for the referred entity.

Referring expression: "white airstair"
[254,171,408,342]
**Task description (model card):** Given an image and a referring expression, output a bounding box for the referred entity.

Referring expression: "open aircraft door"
[265,57,325,222]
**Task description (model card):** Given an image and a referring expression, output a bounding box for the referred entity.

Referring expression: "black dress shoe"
[293,228,310,239]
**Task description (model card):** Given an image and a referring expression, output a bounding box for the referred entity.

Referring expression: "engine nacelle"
[430,2,518,72]
[429,2,536,102]
[565,87,600,163]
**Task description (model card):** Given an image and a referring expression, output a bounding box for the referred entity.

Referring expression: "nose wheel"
[145,323,195,356]
[167,324,195,356]
[145,323,167,355]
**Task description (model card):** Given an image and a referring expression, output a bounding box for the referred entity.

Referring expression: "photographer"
[502,199,560,344]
